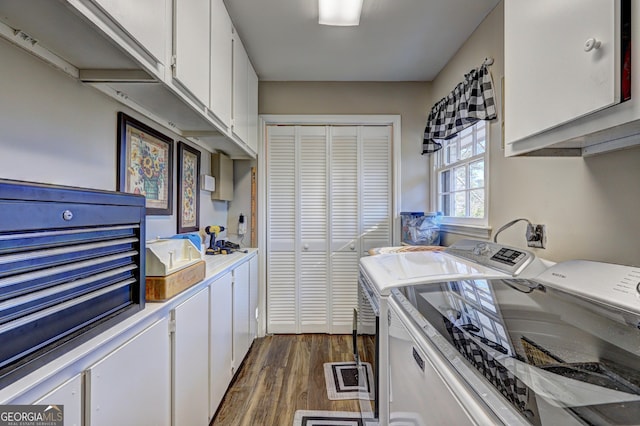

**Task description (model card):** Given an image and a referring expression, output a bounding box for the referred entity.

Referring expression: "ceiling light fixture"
[319,0,363,26]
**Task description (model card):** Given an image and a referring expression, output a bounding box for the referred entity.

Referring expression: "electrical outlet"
[526,224,546,249]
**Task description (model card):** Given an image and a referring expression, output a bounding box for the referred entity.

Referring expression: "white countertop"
[0,249,258,404]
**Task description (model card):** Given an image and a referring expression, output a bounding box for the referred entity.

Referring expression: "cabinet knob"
[303,244,309,250]
[584,38,601,52]
[350,244,355,250]
[62,210,74,221]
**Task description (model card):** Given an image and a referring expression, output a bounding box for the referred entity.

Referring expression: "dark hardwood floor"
[211,334,371,426]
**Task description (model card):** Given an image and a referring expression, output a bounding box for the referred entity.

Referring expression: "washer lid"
[536,260,640,314]
[360,250,509,295]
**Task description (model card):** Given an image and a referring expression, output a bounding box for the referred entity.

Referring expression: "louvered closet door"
[361,126,392,255]
[299,126,329,332]
[329,127,360,333]
[266,126,297,333]
[266,126,329,333]
[266,123,392,334]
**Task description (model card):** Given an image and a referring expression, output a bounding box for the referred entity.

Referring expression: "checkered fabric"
[445,317,529,413]
[422,63,496,154]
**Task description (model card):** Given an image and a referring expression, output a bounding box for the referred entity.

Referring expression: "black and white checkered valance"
[422,63,497,154]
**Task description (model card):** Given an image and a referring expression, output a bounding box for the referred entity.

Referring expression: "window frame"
[430,121,490,230]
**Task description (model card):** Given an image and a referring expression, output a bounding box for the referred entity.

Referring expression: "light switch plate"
[200,175,215,192]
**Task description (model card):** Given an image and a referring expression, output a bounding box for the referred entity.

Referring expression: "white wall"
[431,2,640,266]
[0,38,228,242]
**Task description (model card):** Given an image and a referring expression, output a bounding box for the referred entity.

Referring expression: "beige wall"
[259,81,433,212]
[432,2,640,266]
[258,3,640,265]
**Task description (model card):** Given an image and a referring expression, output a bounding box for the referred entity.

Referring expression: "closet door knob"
[350,244,356,250]
[584,38,601,52]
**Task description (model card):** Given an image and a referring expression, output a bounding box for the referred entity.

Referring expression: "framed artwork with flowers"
[117,112,173,215]
[177,142,200,233]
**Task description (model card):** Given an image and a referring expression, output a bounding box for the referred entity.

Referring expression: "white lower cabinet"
[233,261,251,371]
[209,271,234,419]
[85,318,171,426]
[6,254,258,426]
[33,374,82,426]
[249,255,259,340]
[210,257,258,418]
[173,288,210,425]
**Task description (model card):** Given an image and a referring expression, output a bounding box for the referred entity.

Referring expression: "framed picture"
[177,141,201,233]
[117,112,173,215]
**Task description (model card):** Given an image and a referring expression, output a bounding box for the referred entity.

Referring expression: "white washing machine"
[386,254,640,425]
[358,239,552,425]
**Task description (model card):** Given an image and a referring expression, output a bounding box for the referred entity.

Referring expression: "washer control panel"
[445,239,534,276]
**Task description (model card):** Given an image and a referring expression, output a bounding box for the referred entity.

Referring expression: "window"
[433,121,488,225]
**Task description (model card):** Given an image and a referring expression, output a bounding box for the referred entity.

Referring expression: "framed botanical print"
[177,141,200,233]
[117,112,173,215]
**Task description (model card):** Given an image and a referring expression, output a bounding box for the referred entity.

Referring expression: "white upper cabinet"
[210,0,233,129]
[247,61,259,153]
[233,34,250,145]
[0,0,258,158]
[230,32,259,153]
[505,0,619,144]
[505,0,639,156]
[93,0,167,66]
[173,0,210,106]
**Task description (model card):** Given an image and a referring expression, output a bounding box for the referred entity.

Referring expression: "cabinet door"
[247,61,259,153]
[33,374,82,426]
[211,152,234,201]
[210,271,233,418]
[93,0,167,64]
[174,0,210,105]
[232,35,249,143]
[233,262,251,369]
[505,0,620,144]
[249,254,259,340]
[173,288,209,426]
[210,0,233,128]
[86,318,170,426]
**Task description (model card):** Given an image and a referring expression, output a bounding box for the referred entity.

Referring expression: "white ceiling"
[223,0,500,82]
